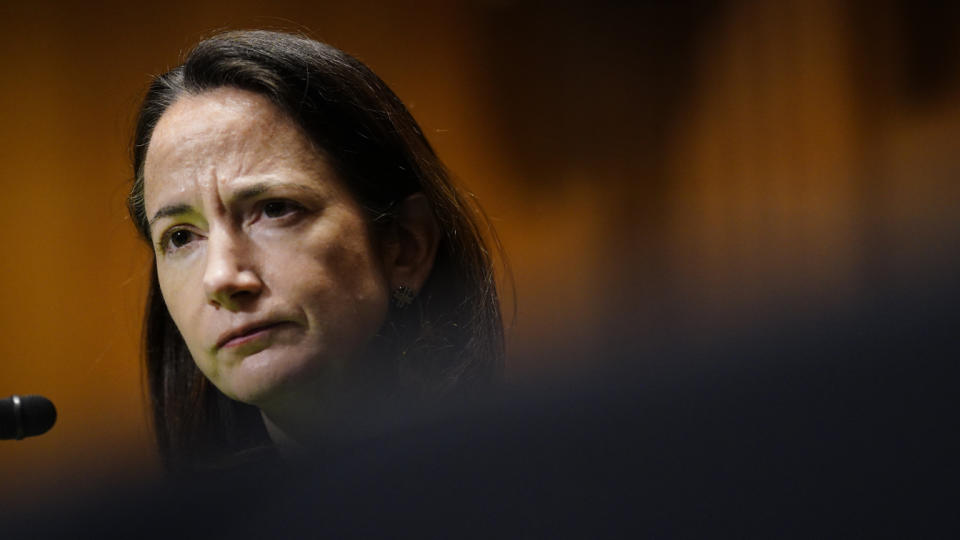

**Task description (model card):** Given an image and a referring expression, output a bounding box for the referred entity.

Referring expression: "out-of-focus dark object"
[0,395,56,440]
[3,249,959,536]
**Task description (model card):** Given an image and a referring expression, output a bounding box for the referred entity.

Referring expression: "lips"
[216,321,291,350]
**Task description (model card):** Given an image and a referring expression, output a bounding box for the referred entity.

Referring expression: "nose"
[203,229,263,310]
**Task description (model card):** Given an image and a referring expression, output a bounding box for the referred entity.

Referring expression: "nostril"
[231,289,257,300]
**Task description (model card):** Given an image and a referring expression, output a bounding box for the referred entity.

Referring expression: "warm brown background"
[1,0,958,505]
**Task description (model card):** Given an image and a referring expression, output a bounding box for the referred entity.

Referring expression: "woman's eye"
[262,200,300,219]
[171,230,193,247]
[161,229,196,252]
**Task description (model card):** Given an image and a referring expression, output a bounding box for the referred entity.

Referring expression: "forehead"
[143,87,321,210]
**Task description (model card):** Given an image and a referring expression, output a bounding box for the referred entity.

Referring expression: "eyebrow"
[149,203,194,227]
[148,181,324,227]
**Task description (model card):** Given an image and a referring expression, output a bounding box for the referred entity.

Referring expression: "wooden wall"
[1,0,958,505]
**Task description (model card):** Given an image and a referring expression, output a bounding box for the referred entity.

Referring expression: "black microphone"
[0,395,56,440]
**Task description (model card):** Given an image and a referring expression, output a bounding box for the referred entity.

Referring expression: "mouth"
[216,321,293,350]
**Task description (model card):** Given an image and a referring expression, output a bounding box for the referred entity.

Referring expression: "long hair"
[128,30,505,472]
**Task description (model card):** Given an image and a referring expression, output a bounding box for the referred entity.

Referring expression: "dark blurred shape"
[0,395,56,440]
[897,0,960,102]
[2,261,957,536]
[479,1,721,193]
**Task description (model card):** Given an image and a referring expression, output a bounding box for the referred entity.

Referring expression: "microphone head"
[0,395,57,440]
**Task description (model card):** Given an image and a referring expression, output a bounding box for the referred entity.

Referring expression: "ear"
[380,193,440,294]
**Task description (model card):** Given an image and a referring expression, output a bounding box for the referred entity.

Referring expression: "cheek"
[157,265,191,322]
[291,218,390,341]
[156,262,206,352]
[326,235,387,298]
[334,218,390,305]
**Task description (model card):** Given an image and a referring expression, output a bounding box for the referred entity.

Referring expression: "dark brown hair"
[128,30,505,472]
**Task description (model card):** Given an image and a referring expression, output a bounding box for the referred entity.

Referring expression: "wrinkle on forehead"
[143,87,328,214]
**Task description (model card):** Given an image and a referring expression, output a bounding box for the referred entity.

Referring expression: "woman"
[128,30,505,472]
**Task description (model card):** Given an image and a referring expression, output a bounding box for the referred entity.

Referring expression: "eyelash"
[157,227,199,254]
[156,199,306,255]
[260,199,303,219]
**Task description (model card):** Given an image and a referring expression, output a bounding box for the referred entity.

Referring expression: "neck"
[257,381,394,460]
[257,385,344,458]
[260,410,312,460]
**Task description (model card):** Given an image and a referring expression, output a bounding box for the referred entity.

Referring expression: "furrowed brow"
[231,182,323,202]
[147,182,323,227]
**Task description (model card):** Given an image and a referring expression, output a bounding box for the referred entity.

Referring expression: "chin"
[217,348,341,408]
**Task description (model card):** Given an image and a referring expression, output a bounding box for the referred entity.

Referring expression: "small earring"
[392,285,416,308]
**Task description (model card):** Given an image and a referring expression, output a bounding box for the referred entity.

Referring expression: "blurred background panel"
[0,0,958,506]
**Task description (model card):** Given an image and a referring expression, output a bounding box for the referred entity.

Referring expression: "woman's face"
[143,87,390,408]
